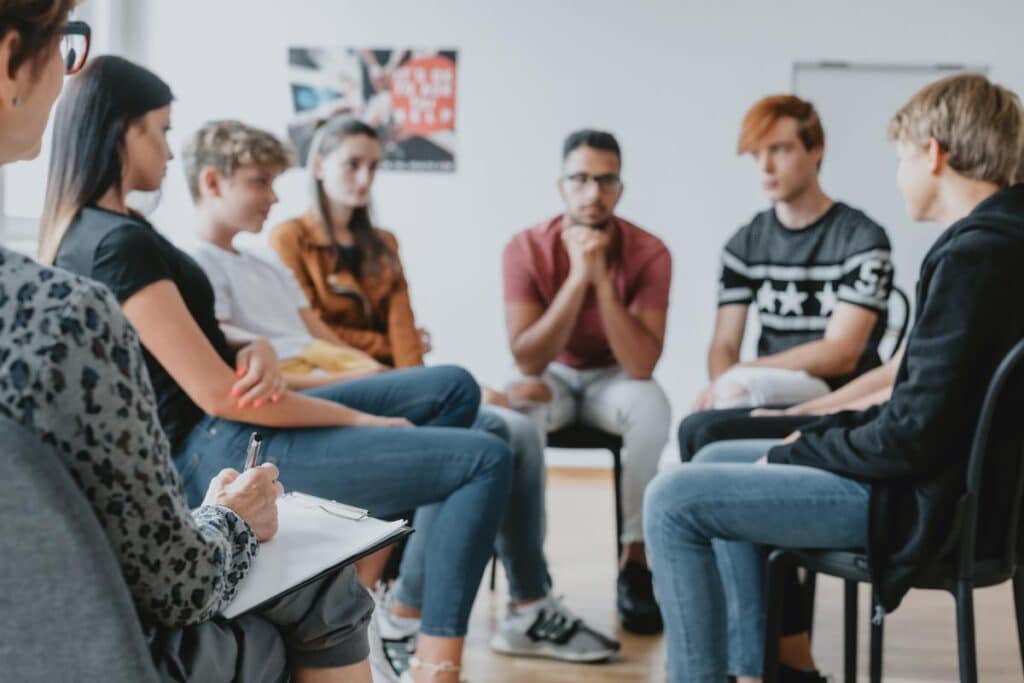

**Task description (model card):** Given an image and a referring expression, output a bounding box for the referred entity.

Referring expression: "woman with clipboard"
[0,4,393,681]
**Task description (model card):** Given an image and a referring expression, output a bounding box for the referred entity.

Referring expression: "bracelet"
[408,656,462,675]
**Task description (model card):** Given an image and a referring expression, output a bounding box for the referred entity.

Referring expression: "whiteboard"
[793,62,987,310]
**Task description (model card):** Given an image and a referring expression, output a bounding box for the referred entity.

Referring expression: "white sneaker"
[489,594,620,663]
[369,588,420,683]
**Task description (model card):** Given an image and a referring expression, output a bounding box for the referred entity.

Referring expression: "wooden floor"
[457,468,1022,682]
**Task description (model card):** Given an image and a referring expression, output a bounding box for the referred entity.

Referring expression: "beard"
[570,208,612,230]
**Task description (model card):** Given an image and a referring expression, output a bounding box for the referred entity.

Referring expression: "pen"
[244,432,263,471]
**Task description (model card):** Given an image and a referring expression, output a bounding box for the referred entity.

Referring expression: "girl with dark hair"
[270,117,426,367]
[270,116,621,679]
[45,55,513,683]
[0,8,376,683]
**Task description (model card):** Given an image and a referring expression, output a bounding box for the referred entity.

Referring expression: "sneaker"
[368,589,419,683]
[617,560,663,634]
[489,594,620,663]
[778,664,832,682]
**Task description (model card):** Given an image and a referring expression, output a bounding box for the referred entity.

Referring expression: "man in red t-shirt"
[502,129,672,635]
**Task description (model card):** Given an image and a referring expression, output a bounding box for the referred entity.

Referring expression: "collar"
[298,209,335,247]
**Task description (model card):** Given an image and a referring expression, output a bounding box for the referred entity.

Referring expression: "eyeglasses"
[562,172,622,193]
[60,21,91,75]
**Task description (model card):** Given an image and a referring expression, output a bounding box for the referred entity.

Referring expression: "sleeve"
[280,263,312,309]
[836,221,893,313]
[502,236,542,305]
[39,285,258,626]
[381,233,425,368]
[630,247,672,311]
[767,250,1008,481]
[92,224,175,304]
[332,325,394,362]
[718,229,756,306]
[268,222,321,313]
[190,250,232,322]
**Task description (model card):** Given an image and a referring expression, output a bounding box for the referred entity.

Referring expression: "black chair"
[884,285,912,361]
[762,337,1024,683]
[489,424,624,590]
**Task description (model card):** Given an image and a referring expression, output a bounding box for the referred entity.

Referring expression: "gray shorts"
[147,564,374,682]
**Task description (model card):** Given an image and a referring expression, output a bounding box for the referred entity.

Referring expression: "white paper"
[221,494,407,618]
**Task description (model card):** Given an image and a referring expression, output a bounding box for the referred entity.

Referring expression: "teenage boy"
[645,73,1024,683]
[692,95,893,417]
[502,129,672,634]
[184,122,382,390]
[183,120,620,670]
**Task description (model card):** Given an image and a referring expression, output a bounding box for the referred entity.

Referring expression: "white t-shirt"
[191,242,314,360]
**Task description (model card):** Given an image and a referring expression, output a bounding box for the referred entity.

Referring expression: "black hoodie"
[768,183,1024,612]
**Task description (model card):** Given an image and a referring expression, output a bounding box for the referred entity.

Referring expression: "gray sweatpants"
[146,564,374,682]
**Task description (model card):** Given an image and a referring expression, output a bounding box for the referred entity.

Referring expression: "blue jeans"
[644,439,870,681]
[175,365,514,638]
[395,404,551,611]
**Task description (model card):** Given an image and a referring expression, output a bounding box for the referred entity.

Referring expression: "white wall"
[136,0,1024,442]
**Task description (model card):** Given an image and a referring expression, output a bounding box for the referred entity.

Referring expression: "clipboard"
[221,492,412,619]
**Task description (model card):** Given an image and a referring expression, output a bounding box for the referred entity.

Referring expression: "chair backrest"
[878,285,912,362]
[955,337,1024,579]
[0,416,160,682]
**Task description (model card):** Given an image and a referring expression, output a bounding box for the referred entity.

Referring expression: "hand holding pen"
[201,432,284,542]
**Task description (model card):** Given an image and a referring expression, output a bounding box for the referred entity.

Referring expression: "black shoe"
[616,560,663,635]
[778,664,830,682]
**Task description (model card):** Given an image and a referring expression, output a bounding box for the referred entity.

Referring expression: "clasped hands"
[562,224,611,285]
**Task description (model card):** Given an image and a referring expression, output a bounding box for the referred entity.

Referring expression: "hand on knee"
[506,378,552,405]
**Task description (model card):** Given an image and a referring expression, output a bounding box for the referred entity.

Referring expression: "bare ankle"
[779,632,817,670]
[620,542,647,568]
[391,600,421,620]
[408,656,460,683]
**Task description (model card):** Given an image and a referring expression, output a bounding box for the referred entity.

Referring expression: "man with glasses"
[501,129,672,635]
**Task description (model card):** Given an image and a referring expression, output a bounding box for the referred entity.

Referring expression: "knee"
[433,364,481,412]
[624,380,672,433]
[643,468,693,545]
[474,433,515,490]
[473,409,511,443]
[691,441,738,464]
[676,412,706,462]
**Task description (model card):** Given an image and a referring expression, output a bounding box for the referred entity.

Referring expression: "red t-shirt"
[503,214,672,370]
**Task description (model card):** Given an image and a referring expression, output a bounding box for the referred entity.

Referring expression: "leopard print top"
[0,246,257,627]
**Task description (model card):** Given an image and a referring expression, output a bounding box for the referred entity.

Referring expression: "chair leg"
[869,586,884,683]
[802,569,818,642]
[612,448,624,560]
[955,580,978,683]
[843,580,859,683]
[1014,571,1024,678]
[762,550,791,683]
[489,554,497,592]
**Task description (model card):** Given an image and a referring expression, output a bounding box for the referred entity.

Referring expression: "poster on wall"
[287,47,458,172]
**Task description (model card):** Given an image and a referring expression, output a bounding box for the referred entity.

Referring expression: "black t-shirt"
[718,202,893,388]
[55,206,236,450]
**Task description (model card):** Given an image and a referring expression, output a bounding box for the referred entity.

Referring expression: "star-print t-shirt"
[717,202,893,388]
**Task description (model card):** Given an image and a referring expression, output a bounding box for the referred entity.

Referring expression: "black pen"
[244,432,263,471]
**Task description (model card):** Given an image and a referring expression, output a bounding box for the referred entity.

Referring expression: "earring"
[11,95,19,107]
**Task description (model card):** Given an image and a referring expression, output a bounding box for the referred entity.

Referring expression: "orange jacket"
[268,210,424,368]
